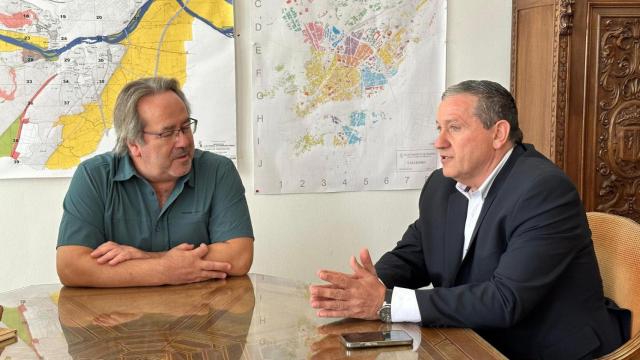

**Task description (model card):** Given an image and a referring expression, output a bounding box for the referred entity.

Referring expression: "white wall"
[0,0,512,293]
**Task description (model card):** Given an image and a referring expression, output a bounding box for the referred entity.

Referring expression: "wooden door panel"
[513,3,555,158]
[512,0,640,222]
[584,5,640,221]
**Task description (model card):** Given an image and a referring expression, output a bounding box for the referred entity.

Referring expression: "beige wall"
[0,0,513,292]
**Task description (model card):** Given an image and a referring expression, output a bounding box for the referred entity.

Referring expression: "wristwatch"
[377,289,393,323]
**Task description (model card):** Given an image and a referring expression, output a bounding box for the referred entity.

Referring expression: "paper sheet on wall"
[252,0,446,194]
[0,0,237,179]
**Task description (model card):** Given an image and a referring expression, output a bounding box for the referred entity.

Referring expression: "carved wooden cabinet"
[512,0,640,222]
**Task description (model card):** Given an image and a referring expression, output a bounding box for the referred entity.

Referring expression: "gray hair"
[112,77,191,155]
[442,80,523,144]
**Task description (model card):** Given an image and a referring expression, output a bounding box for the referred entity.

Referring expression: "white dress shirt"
[390,147,514,323]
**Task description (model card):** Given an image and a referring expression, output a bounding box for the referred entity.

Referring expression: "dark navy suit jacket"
[376,143,628,359]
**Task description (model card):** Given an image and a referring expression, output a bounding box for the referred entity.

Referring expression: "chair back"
[587,212,640,337]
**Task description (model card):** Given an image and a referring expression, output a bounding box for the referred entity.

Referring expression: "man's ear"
[127,141,142,158]
[493,119,511,149]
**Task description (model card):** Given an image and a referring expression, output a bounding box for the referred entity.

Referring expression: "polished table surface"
[0,274,506,359]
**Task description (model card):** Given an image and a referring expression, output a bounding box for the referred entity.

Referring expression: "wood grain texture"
[0,274,506,359]
[512,0,640,223]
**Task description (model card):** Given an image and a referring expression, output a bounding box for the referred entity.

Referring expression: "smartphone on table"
[339,330,413,349]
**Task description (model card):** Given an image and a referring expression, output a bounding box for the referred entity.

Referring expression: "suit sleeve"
[415,171,590,328]
[375,176,432,289]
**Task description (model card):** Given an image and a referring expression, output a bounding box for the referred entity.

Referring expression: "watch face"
[379,304,392,322]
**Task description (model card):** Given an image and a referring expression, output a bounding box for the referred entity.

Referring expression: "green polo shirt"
[57,149,253,251]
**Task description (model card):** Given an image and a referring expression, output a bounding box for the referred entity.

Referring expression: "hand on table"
[310,248,386,320]
[91,241,151,265]
[161,243,232,285]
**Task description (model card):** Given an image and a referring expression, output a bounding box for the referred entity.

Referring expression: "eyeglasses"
[142,118,198,140]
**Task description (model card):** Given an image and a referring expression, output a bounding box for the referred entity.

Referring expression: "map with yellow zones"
[0,0,237,178]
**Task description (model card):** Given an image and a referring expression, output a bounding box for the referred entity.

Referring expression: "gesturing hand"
[309,248,386,320]
[91,241,151,265]
[161,243,232,285]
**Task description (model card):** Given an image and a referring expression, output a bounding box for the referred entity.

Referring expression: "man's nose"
[174,128,191,146]
[434,131,449,149]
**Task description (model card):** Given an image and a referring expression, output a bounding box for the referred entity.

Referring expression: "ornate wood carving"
[550,0,572,167]
[559,0,575,35]
[510,0,519,99]
[596,17,640,222]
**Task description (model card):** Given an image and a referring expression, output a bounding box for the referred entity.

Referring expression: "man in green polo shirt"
[56,77,254,287]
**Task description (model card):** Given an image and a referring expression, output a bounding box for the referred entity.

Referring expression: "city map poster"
[253,0,446,193]
[0,0,237,179]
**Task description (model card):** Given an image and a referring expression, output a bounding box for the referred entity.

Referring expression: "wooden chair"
[587,212,640,360]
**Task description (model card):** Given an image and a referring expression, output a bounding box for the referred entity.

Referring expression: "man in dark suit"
[309,80,628,359]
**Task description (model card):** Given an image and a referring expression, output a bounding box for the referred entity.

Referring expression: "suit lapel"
[443,191,468,287]
[463,144,527,264]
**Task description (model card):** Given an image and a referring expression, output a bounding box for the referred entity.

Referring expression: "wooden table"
[0,274,505,359]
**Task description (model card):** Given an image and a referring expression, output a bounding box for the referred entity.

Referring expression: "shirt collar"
[455,147,514,199]
[184,165,195,188]
[113,153,138,182]
[184,149,200,188]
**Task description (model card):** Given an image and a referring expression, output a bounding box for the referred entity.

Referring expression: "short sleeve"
[208,158,254,242]
[57,162,107,249]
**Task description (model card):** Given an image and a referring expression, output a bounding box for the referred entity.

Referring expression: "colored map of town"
[258,0,436,156]
[253,0,445,193]
[0,286,63,359]
[0,0,236,178]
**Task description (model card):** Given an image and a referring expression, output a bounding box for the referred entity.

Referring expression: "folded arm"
[204,237,254,276]
[89,236,253,276]
[56,243,230,287]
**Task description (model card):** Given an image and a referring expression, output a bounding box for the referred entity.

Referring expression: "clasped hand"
[91,241,152,265]
[309,248,386,320]
[90,241,231,284]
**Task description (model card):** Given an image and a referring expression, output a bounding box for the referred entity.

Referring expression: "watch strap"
[378,288,393,323]
[384,288,393,304]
